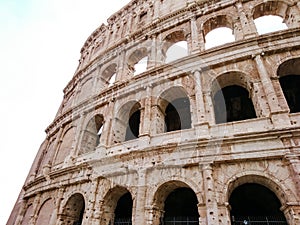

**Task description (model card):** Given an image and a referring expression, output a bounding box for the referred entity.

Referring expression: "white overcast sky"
[0,0,130,223]
[0,0,285,223]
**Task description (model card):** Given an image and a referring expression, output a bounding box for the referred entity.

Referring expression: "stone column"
[235,1,257,38]
[252,81,271,117]
[85,179,99,225]
[145,205,164,225]
[201,163,219,224]
[190,15,201,53]
[193,70,209,136]
[139,86,152,137]
[284,154,300,198]
[153,0,160,22]
[148,35,157,69]
[197,203,207,225]
[72,113,86,156]
[198,26,206,51]
[29,193,41,225]
[116,50,127,82]
[254,54,290,128]
[203,91,215,125]
[133,169,148,224]
[99,101,114,148]
[47,127,64,167]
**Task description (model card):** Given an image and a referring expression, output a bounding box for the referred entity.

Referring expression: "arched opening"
[79,114,103,154]
[254,15,287,35]
[102,63,117,87]
[162,187,199,224]
[108,73,116,86]
[134,56,148,75]
[36,199,55,225]
[213,85,256,124]
[21,204,33,225]
[165,97,191,132]
[163,30,188,63]
[113,101,141,143]
[128,48,148,76]
[157,87,192,133]
[114,192,133,225]
[205,27,235,49]
[202,15,235,49]
[279,75,300,113]
[253,1,288,35]
[54,127,76,164]
[229,183,288,224]
[278,58,300,113]
[61,193,85,225]
[125,104,141,141]
[165,41,188,63]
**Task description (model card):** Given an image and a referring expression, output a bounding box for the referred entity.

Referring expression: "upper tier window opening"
[254,15,288,35]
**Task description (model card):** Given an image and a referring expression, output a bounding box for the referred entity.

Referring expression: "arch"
[36,198,55,225]
[202,15,235,49]
[227,176,289,224]
[211,72,256,124]
[252,1,289,34]
[128,47,148,76]
[54,126,76,164]
[277,58,300,113]
[157,86,191,133]
[100,186,133,225]
[102,63,117,87]
[21,204,33,225]
[77,77,94,103]
[60,193,85,225]
[162,30,188,62]
[112,101,141,143]
[79,114,104,154]
[152,180,200,224]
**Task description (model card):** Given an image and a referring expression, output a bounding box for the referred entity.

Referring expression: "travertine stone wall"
[8,0,300,225]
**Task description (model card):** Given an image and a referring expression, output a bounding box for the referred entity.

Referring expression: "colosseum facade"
[7,0,300,224]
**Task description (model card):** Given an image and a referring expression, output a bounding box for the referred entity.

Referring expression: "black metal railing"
[114,218,132,225]
[231,215,288,225]
[163,216,199,225]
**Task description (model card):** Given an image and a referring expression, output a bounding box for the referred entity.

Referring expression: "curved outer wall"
[8,0,300,224]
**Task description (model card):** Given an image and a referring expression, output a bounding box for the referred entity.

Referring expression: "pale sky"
[0,0,285,224]
[0,0,130,223]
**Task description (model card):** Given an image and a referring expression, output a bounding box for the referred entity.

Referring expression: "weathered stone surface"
[8,0,300,225]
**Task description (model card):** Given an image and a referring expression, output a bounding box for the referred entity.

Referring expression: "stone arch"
[151,180,200,225]
[76,77,94,104]
[54,126,76,165]
[127,47,149,76]
[20,203,33,225]
[277,57,300,113]
[202,14,235,49]
[99,186,133,225]
[252,0,291,20]
[252,0,290,34]
[112,100,141,143]
[59,193,85,225]
[101,63,117,87]
[79,114,104,155]
[156,86,192,133]
[224,175,288,224]
[162,30,188,62]
[211,71,257,124]
[36,198,56,225]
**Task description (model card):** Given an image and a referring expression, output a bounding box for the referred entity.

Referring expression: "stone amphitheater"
[7,0,300,224]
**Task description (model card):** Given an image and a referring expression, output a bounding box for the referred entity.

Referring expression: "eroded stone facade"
[8,0,300,224]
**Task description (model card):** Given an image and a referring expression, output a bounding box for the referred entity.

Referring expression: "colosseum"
[7,0,300,224]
